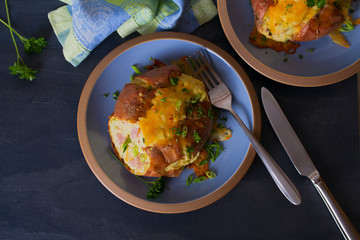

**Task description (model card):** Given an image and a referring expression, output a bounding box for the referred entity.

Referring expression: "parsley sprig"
[1,0,47,81]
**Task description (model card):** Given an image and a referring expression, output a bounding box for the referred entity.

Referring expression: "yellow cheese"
[261,0,320,42]
[138,73,207,147]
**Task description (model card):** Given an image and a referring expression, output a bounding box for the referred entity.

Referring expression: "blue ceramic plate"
[218,1,360,87]
[77,32,261,213]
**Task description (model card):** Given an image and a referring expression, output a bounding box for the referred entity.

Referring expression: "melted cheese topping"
[138,73,207,147]
[261,0,320,42]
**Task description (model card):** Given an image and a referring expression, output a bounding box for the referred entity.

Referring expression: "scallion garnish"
[193,130,202,143]
[132,65,141,74]
[193,176,207,183]
[206,171,216,179]
[122,136,131,153]
[170,77,179,85]
[182,126,188,138]
[186,175,193,186]
[190,94,201,104]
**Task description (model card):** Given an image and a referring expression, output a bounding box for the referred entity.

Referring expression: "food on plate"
[250,0,359,52]
[108,60,231,178]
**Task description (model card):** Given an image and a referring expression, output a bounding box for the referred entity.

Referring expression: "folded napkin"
[48,0,217,67]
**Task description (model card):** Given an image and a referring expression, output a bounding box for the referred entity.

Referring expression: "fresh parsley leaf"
[146,177,165,199]
[1,1,47,81]
[24,37,47,54]
[9,62,37,81]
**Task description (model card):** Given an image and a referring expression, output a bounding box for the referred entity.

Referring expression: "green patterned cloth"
[48,0,217,66]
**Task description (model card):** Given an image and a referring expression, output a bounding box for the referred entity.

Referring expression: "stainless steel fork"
[187,50,301,205]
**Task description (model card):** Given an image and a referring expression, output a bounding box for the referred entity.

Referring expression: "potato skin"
[251,0,274,31]
[109,64,214,177]
[113,83,155,123]
[251,0,345,42]
[293,4,345,41]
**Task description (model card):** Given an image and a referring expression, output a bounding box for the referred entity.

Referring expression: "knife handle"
[312,176,360,240]
[229,109,301,205]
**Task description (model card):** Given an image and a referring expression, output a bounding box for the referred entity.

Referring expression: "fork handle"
[229,109,301,205]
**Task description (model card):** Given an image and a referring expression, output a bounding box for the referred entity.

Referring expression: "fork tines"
[187,50,223,90]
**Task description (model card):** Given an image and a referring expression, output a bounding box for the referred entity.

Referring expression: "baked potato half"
[252,0,345,42]
[108,64,215,177]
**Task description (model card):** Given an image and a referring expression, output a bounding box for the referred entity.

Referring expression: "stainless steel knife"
[261,87,360,240]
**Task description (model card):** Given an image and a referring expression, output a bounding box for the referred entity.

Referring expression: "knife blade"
[261,87,360,240]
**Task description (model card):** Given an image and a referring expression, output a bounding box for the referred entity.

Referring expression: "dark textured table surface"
[1,1,359,239]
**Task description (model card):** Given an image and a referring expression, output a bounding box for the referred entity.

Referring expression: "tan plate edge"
[77,32,261,213]
[218,1,360,87]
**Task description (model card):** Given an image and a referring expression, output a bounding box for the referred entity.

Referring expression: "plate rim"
[77,32,261,213]
[218,1,360,87]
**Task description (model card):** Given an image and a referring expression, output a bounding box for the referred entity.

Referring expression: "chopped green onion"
[340,20,354,32]
[181,88,190,93]
[186,175,193,186]
[199,160,208,166]
[132,65,141,74]
[175,100,182,111]
[122,136,131,153]
[190,94,201,104]
[160,98,166,102]
[193,130,202,143]
[206,171,217,179]
[193,176,206,183]
[103,93,109,97]
[133,145,139,156]
[130,75,134,82]
[140,153,146,162]
[170,77,179,85]
[182,126,188,138]
[205,142,224,162]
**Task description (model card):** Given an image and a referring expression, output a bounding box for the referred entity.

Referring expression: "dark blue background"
[0,1,359,239]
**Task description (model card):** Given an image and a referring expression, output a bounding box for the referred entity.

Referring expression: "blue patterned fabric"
[72,0,130,51]
[48,0,218,66]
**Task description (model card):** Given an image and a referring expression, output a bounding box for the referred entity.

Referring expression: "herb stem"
[0,18,27,43]
[5,0,20,63]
